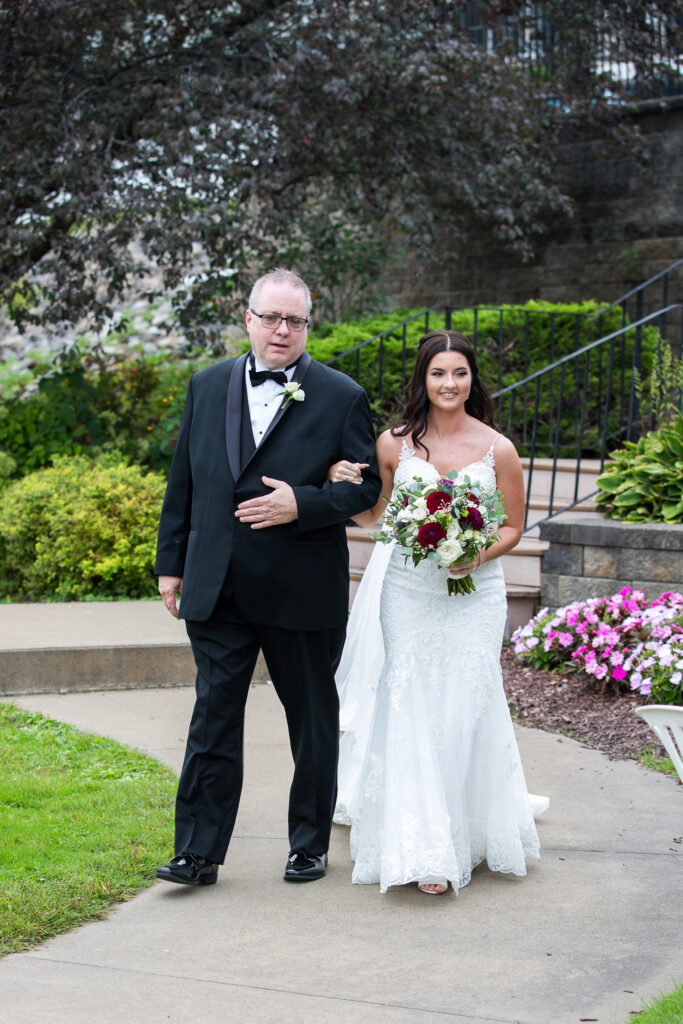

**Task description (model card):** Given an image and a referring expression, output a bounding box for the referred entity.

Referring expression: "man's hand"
[235,476,298,529]
[159,575,183,618]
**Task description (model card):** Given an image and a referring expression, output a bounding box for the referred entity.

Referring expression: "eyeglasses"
[249,310,309,332]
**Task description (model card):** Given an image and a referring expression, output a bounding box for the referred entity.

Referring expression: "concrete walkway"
[0,598,679,1024]
[1,679,682,1024]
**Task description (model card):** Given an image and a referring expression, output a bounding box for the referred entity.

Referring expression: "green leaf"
[613,490,645,507]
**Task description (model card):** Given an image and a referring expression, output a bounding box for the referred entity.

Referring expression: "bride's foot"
[418,879,448,895]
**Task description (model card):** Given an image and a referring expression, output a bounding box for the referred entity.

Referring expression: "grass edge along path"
[0,701,176,957]
[627,983,683,1023]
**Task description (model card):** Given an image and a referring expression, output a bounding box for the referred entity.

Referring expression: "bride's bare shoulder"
[377,429,405,455]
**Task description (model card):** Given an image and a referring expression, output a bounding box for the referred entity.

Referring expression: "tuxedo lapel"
[225,352,249,480]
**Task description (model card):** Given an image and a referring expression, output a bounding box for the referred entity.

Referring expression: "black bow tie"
[248,353,297,387]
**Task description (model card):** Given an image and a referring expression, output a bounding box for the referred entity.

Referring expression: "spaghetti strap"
[481,436,497,469]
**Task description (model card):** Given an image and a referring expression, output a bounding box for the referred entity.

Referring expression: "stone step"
[521,458,602,503]
[0,601,269,695]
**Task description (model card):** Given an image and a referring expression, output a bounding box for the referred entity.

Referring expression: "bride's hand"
[327,460,368,484]
[448,553,482,578]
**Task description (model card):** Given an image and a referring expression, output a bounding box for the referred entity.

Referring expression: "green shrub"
[634,341,683,431]
[595,416,683,523]
[0,301,661,481]
[0,345,210,480]
[0,455,166,601]
[306,301,659,455]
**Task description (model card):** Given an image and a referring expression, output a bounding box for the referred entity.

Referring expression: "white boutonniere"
[279,380,305,410]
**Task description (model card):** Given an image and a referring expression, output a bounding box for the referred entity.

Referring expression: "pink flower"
[612,665,627,680]
[558,632,574,647]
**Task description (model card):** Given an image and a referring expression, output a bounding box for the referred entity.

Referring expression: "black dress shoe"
[156,852,219,886]
[283,851,328,882]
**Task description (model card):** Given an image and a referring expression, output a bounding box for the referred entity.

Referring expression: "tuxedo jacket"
[155,350,382,630]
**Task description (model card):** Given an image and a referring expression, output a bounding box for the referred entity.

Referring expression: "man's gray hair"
[249,267,312,315]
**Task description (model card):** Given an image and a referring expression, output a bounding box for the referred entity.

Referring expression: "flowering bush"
[511,587,683,705]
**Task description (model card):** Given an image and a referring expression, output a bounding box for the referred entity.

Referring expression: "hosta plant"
[595,416,683,523]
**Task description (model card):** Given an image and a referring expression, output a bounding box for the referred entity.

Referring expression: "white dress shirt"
[245,353,298,446]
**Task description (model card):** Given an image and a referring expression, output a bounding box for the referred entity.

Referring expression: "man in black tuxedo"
[155,268,381,887]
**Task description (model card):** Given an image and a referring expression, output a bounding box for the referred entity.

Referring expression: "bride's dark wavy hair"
[391,331,498,457]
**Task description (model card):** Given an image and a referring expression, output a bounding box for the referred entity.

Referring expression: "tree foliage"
[1,0,680,337]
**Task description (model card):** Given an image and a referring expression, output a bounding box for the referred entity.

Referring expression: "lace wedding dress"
[334,438,543,893]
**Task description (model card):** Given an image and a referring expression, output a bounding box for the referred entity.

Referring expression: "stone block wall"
[539,516,683,608]
[384,97,683,317]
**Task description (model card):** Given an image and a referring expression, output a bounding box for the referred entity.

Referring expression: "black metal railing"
[323,301,663,438]
[592,257,683,359]
[325,299,681,532]
[492,305,683,531]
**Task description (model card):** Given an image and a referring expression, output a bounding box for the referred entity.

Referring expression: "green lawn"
[0,702,176,956]
[628,984,683,1023]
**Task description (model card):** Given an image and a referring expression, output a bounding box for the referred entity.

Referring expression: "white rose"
[446,519,462,539]
[411,498,428,521]
[396,509,412,524]
[290,387,305,401]
[437,538,464,567]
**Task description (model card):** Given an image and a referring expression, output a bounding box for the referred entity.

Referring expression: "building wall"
[385,97,683,310]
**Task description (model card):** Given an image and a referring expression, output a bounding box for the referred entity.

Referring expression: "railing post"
[632,290,644,434]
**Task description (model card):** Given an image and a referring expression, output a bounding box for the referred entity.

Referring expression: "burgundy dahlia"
[425,490,452,514]
[460,507,484,530]
[417,522,447,550]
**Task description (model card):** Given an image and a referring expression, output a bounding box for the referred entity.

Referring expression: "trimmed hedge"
[0,301,660,481]
[0,456,166,601]
[306,301,660,454]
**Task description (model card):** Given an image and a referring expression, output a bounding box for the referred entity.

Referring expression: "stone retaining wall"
[384,98,683,316]
[539,516,683,608]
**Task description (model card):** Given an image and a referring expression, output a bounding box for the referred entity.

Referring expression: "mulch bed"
[500,646,669,763]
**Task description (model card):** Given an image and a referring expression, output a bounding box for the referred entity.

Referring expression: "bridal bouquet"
[373,475,506,595]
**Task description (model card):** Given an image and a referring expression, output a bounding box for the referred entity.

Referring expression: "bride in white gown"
[329,330,546,895]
